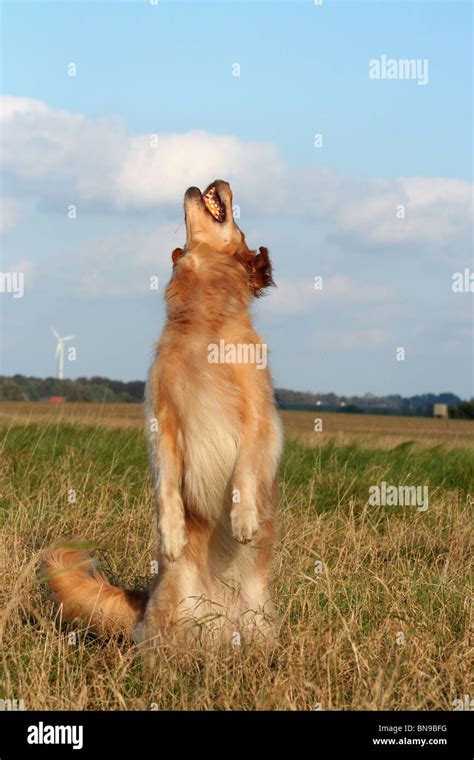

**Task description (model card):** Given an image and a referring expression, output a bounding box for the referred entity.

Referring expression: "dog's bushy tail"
[44,544,148,636]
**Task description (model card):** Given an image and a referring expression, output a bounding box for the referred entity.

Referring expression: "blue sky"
[1,0,473,396]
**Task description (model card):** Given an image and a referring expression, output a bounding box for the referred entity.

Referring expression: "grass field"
[0,403,472,710]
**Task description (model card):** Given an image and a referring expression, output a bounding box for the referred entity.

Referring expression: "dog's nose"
[184,186,202,202]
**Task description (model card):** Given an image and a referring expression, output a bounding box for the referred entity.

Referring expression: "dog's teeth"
[203,187,224,221]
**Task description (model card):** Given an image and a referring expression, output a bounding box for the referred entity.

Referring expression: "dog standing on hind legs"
[45,180,283,651]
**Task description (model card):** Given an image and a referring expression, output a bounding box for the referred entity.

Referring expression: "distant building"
[50,396,66,405]
[433,403,448,418]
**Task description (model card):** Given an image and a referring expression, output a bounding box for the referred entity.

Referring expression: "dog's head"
[170,180,274,299]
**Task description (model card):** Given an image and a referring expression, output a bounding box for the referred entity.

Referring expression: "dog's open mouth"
[203,185,226,222]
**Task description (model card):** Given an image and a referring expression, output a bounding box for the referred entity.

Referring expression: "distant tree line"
[1,375,472,418]
[0,375,145,404]
[274,388,472,419]
[448,400,474,420]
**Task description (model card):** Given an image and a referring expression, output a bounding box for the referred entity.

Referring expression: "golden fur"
[45,180,283,649]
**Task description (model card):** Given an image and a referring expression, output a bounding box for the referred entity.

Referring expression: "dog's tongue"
[203,186,226,222]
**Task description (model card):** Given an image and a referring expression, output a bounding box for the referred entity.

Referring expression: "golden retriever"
[45,180,283,649]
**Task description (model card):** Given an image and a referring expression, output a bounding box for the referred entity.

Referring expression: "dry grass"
[1,401,472,448]
[282,409,474,449]
[0,405,472,710]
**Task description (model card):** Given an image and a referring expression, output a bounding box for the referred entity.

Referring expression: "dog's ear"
[172,247,185,265]
[237,246,275,297]
[248,246,274,297]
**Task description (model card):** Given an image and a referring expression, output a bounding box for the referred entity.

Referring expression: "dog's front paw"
[159,514,188,561]
[231,507,259,544]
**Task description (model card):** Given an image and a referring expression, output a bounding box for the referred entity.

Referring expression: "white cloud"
[0,95,285,213]
[258,277,315,314]
[313,327,392,349]
[336,176,472,245]
[0,95,471,249]
[261,274,394,315]
[7,258,35,276]
[62,223,182,299]
[115,132,285,210]
[0,196,21,234]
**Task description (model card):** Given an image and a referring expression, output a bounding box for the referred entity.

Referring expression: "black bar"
[0,710,471,757]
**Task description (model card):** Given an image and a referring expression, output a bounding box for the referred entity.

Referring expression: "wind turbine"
[51,327,75,380]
